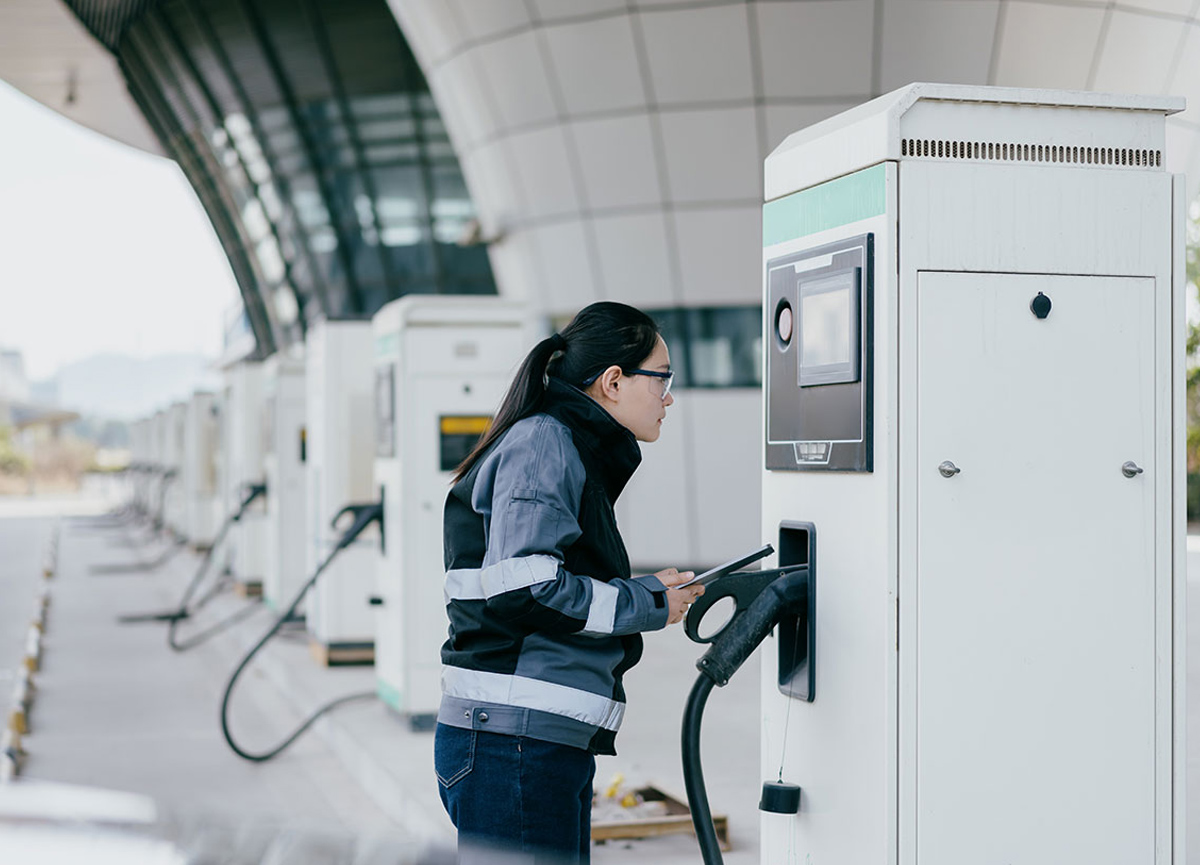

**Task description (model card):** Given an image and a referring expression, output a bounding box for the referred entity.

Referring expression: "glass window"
[648,306,762,389]
[116,0,497,352]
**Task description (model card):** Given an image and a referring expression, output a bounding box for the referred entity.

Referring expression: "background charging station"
[305,320,378,664]
[163,402,186,538]
[218,360,267,595]
[760,84,1186,864]
[262,352,307,612]
[182,391,219,550]
[370,296,532,728]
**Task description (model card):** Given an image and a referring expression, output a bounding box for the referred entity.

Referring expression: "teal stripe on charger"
[763,163,886,247]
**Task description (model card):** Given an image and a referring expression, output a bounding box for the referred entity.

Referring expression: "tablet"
[674,543,774,589]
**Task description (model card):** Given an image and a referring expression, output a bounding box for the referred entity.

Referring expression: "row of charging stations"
[757,84,1187,864]
[125,296,532,732]
[371,298,531,724]
[126,394,221,549]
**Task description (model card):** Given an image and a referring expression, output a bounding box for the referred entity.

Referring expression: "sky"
[0,80,239,382]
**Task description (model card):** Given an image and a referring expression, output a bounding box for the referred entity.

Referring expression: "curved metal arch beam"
[123,20,287,349]
[235,0,367,318]
[119,43,277,357]
[144,3,310,341]
[181,0,335,326]
[392,27,446,291]
[300,0,397,299]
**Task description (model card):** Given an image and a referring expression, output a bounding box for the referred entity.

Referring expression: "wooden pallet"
[592,785,730,851]
[233,580,263,599]
[308,639,375,667]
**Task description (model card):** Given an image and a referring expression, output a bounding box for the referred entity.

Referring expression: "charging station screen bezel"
[765,233,873,472]
[798,266,861,387]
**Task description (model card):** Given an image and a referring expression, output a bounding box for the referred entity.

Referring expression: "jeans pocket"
[434,726,475,789]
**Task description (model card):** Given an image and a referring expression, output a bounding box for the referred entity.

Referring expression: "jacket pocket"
[434,726,476,789]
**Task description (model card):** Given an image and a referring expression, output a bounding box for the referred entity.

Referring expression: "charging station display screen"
[766,235,872,472]
[799,268,860,386]
[439,416,491,472]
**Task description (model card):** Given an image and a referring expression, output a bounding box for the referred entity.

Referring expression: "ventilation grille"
[901,138,1161,168]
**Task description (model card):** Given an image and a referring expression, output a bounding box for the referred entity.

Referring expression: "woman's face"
[587,336,675,443]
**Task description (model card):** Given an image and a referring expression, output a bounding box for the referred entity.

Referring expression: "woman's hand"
[654,567,705,626]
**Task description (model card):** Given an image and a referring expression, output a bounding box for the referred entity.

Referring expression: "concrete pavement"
[6,487,1199,863]
[4,493,759,863]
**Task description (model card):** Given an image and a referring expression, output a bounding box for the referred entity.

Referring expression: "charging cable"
[220,499,384,762]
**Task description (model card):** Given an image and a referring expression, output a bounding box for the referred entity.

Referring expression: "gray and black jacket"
[438,377,670,755]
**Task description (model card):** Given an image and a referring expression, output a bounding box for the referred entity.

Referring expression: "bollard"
[0,729,17,782]
[15,668,33,711]
[1,727,22,758]
[2,725,23,782]
[24,628,41,674]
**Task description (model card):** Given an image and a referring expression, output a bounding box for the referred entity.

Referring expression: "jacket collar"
[541,377,641,501]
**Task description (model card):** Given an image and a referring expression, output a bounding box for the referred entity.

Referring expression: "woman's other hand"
[654,567,704,625]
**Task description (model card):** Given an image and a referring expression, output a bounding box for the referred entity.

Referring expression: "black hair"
[452,301,661,483]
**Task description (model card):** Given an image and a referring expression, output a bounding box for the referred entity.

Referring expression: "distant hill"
[40,353,221,421]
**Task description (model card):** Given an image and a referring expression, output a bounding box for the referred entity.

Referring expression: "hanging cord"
[83,464,152,527]
[115,483,266,632]
[775,618,803,782]
[221,500,383,763]
[152,469,179,534]
[166,483,268,652]
[92,534,188,575]
[168,601,265,652]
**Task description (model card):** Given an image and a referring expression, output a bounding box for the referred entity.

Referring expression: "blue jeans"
[435,723,596,864]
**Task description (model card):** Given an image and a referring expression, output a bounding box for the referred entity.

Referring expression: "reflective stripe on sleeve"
[580,579,618,636]
[444,554,560,603]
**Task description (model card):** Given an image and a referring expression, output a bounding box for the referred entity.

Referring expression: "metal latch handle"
[938,461,961,478]
[1121,461,1144,478]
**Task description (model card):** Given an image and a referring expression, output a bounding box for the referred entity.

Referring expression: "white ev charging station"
[163,402,187,537]
[151,409,166,470]
[758,84,1186,864]
[182,391,220,549]
[127,418,153,514]
[262,352,307,611]
[219,361,268,592]
[305,320,379,662]
[147,410,168,525]
[371,296,533,727]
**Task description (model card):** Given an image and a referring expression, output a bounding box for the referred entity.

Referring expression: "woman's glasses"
[626,369,674,401]
[581,368,675,400]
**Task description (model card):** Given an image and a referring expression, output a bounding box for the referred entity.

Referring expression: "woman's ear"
[595,364,624,402]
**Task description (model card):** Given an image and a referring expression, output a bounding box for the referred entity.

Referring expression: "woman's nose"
[664,391,675,407]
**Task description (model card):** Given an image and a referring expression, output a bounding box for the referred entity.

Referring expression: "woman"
[436,301,705,863]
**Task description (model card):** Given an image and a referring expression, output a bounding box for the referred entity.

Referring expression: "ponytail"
[452,302,660,482]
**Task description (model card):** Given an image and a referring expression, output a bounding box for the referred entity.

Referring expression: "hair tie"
[549,333,567,352]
